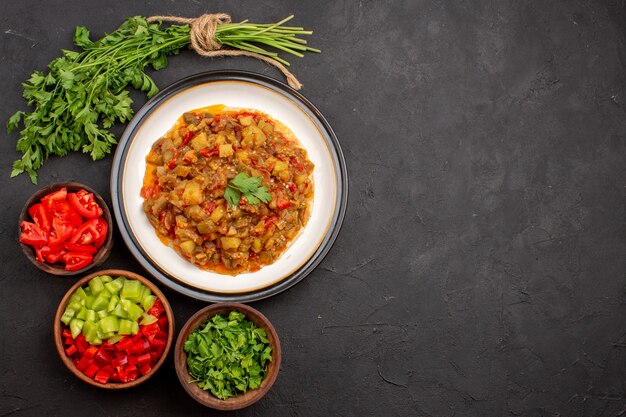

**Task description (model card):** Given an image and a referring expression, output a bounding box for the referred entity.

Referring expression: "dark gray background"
[1,1,624,416]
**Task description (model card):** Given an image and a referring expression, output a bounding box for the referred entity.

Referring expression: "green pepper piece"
[120,299,143,321]
[69,318,84,338]
[99,316,120,333]
[131,320,139,335]
[139,285,151,305]
[118,319,133,335]
[85,309,97,322]
[112,304,128,319]
[82,321,98,342]
[74,286,87,300]
[99,275,113,283]
[89,276,105,295]
[76,306,88,320]
[108,294,119,312]
[120,279,142,302]
[108,334,124,344]
[141,294,157,312]
[140,313,158,326]
[84,295,95,309]
[69,294,82,305]
[105,277,124,294]
[60,308,76,325]
[97,310,108,319]
[92,294,109,311]
[68,301,82,312]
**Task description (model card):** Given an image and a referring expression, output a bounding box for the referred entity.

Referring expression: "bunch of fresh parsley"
[183,311,273,400]
[7,15,319,184]
[7,17,190,183]
[224,172,272,207]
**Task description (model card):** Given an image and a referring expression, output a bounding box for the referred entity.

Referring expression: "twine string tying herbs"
[147,13,307,89]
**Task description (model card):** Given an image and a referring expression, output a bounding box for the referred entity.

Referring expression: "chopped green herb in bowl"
[174,303,281,410]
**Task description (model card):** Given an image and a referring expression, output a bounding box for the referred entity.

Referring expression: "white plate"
[111,71,347,302]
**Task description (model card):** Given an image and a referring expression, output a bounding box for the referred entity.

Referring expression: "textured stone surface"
[0,1,624,416]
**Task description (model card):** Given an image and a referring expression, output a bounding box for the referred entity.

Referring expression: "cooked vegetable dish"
[141,106,314,274]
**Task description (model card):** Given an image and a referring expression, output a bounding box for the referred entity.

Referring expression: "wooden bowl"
[175,303,281,410]
[18,182,113,276]
[54,269,175,389]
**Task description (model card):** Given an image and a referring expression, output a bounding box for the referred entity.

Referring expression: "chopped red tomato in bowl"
[19,183,112,275]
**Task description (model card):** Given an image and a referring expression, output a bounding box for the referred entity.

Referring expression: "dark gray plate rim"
[110,70,348,302]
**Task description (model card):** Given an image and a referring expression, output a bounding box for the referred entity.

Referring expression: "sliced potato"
[182,181,203,205]
[220,237,241,250]
[219,144,234,158]
[209,205,226,222]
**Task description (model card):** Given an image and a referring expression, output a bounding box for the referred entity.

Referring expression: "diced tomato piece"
[276,199,292,210]
[19,221,48,246]
[84,364,99,378]
[41,188,67,209]
[63,252,93,271]
[50,200,83,228]
[180,130,194,147]
[34,246,45,263]
[69,219,100,246]
[263,215,279,232]
[128,355,138,366]
[198,145,219,158]
[290,156,306,172]
[203,201,216,214]
[94,369,111,384]
[139,364,153,376]
[41,245,66,264]
[155,330,168,340]
[83,345,99,359]
[64,242,97,254]
[108,372,121,383]
[62,328,72,338]
[288,182,298,193]
[68,191,103,219]
[28,203,51,232]
[141,185,156,199]
[158,316,168,329]
[93,218,108,249]
[49,218,75,246]
[167,150,179,169]
[147,300,165,318]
